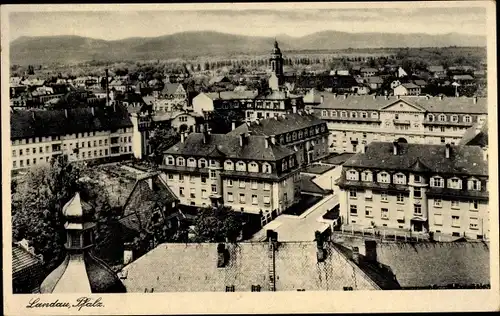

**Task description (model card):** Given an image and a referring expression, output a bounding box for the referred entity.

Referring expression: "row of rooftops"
[201,89,302,101]
[309,93,487,114]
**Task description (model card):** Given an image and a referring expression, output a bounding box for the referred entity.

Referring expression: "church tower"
[269,40,284,91]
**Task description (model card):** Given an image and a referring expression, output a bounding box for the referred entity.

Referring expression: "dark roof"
[428,65,444,72]
[361,68,378,72]
[164,133,295,162]
[302,164,336,175]
[282,75,357,90]
[227,113,325,137]
[10,105,133,140]
[120,241,380,292]
[344,142,488,176]
[401,83,420,89]
[120,173,179,234]
[161,83,184,96]
[322,153,356,165]
[12,243,43,278]
[375,241,490,288]
[365,76,384,84]
[300,175,328,195]
[459,121,488,147]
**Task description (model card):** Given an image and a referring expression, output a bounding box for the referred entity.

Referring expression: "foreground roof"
[344,142,488,176]
[228,112,325,137]
[164,133,295,162]
[10,105,133,140]
[459,121,489,147]
[120,241,380,292]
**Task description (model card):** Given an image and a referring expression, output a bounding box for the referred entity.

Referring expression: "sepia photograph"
[2,1,498,314]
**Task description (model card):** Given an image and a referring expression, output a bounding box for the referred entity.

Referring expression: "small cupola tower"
[40,192,126,293]
[270,40,284,77]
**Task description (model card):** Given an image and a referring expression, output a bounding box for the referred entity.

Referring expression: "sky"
[8,4,488,41]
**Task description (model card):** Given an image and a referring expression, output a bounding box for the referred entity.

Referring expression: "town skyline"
[9,6,487,41]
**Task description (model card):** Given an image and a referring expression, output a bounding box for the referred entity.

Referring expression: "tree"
[148,127,180,165]
[193,206,243,242]
[11,155,119,270]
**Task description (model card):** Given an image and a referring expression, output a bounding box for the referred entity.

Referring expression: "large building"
[161,128,301,224]
[337,141,489,239]
[228,112,329,166]
[305,92,487,154]
[10,105,135,171]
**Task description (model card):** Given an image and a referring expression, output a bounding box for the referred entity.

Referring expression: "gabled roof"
[204,90,258,100]
[164,133,295,162]
[162,83,185,96]
[428,65,444,72]
[10,104,133,140]
[120,241,381,292]
[459,121,488,147]
[343,142,488,176]
[365,76,384,84]
[401,83,420,89]
[379,99,427,112]
[300,175,328,195]
[227,113,325,137]
[12,243,42,276]
[453,74,474,80]
[361,68,378,72]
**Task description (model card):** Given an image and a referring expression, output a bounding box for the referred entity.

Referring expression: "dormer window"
[361,112,367,118]
[361,170,373,182]
[177,157,185,166]
[393,173,406,185]
[199,158,207,169]
[341,111,347,118]
[187,157,197,167]
[448,178,462,189]
[451,115,458,123]
[346,169,359,181]
[263,163,272,173]
[371,112,378,119]
[224,160,234,170]
[166,156,174,165]
[351,111,357,118]
[439,114,446,122]
[377,172,390,183]
[292,132,297,140]
[248,162,259,172]
[428,114,434,122]
[430,176,444,188]
[282,161,288,170]
[236,161,246,171]
[468,178,481,191]
[331,110,337,117]
[464,115,472,123]
[322,110,327,116]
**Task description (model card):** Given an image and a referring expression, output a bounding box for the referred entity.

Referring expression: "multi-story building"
[228,112,329,166]
[158,83,189,110]
[161,128,301,223]
[337,141,489,239]
[10,105,135,171]
[305,92,487,153]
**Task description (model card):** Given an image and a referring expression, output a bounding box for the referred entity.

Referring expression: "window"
[263,163,271,173]
[39,147,43,153]
[428,114,434,122]
[464,115,471,123]
[264,183,271,191]
[322,110,327,117]
[414,188,422,198]
[199,159,207,168]
[331,110,337,117]
[178,174,184,182]
[347,170,358,181]
[430,176,444,188]
[341,111,347,118]
[239,193,245,203]
[361,171,372,182]
[251,285,261,292]
[349,189,357,199]
[394,173,406,185]
[414,204,422,215]
[350,205,358,215]
[351,111,357,118]
[227,179,233,187]
[190,188,196,198]
[225,286,235,292]
[439,114,446,122]
[413,175,421,183]
[210,170,217,178]
[227,192,234,202]
[451,200,460,209]
[252,195,258,205]
[239,181,246,188]
[452,215,460,227]
[365,206,373,217]
[13,161,16,168]
[201,176,207,184]
[20,160,24,167]
[451,115,458,122]
[249,162,258,172]
[179,187,184,197]
[371,112,378,118]
[177,157,185,166]
[251,181,258,190]
[468,179,481,191]
[104,139,108,145]
[202,189,207,199]
[381,208,389,219]
[378,172,390,183]
[397,194,405,203]
[434,214,443,226]
[448,178,462,189]
[211,184,217,193]
[187,158,196,167]
[470,200,479,210]
[167,174,174,180]
[26,148,30,155]
[434,199,442,207]
[469,217,479,230]
[263,196,270,205]
[236,161,246,171]
[361,112,367,118]
[380,192,388,202]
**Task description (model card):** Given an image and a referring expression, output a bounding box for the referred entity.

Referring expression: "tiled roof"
[12,243,42,276]
[459,121,488,147]
[161,83,183,96]
[453,75,474,80]
[366,76,384,84]
[164,133,295,162]
[205,90,258,100]
[120,241,380,292]
[283,75,357,90]
[375,241,490,288]
[227,113,325,137]
[10,105,133,140]
[255,90,301,100]
[413,80,427,87]
[401,83,420,89]
[343,142,488,176]
[428,65,444,72]
[300,175,328,195]
[361,68,378,72]
[315,93,487,114]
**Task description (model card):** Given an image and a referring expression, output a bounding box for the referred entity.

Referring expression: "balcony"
[393,119,411,125]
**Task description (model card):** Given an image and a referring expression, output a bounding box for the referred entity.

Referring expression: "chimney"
[239,133,245,147]
[483,146,488,161]
[393,141,399,155]
[343,93,347,99]
[231,121,236,131]
[439,95,443,100]
[320,95,324,103]
[315,231,326,262]
[292,105,297,113]
[245,120,251,127]
[105,68,110,107]
[385,95,388,100]
[64,109,68,118]
[264,136,270,148]
[217,243,228,268]
[200,124,205,133]
[473,97,478,104]
[333,93,337,99]
[266,229,278,242]
[445,143,451,159]
[397,95,400,99]
[91,107,95,116]
[146,176,153,190]
[352,247,360,264]
[181,132,186,143]
[270,135,276,144]
[31,112,35,121]
[207,127,212,135]
[123,242,134,265]
[218,91,221,99]
[202,130,208,144]
[365,240,377,263]
[361,144,367,154]
[373,95,376,100]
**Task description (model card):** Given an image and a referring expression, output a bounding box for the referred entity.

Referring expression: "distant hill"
[10,31,487,65]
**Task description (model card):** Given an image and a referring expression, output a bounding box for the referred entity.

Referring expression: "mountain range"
[10,30,486,65]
